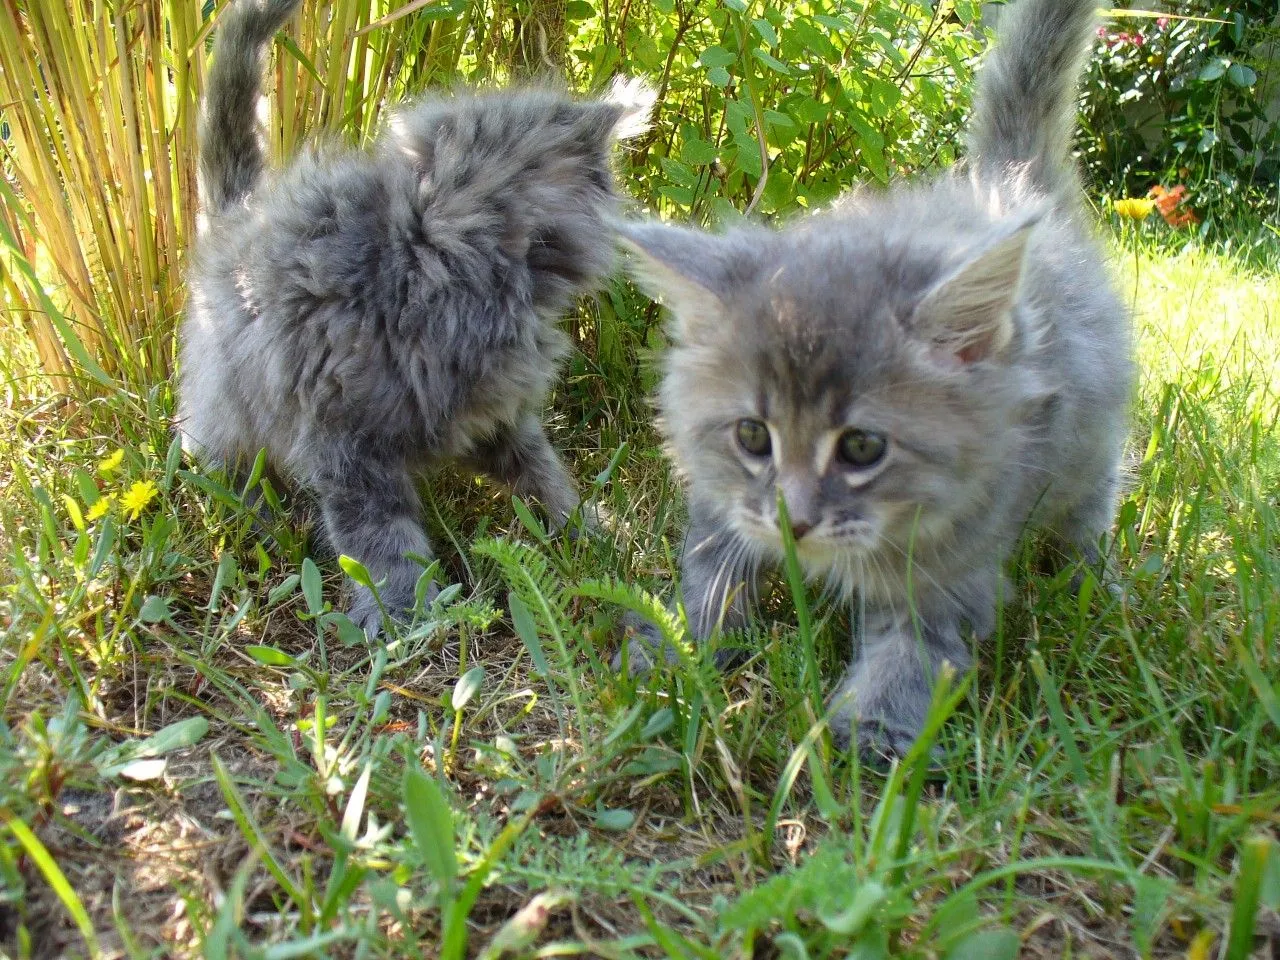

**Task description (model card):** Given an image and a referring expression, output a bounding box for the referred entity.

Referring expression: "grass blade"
[7,816,101,956]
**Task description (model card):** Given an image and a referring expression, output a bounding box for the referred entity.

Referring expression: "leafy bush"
[1077,2,1279,237]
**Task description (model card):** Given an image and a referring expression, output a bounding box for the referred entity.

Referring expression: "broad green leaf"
[133,716,209,755]
[1198,58,1228,82]
[603,703,645,746]
[246,645,296,667]
[509,591,550,675]
[339,555,375,588]
[699,45,737,68]
[640,707,674,740]
[944,927,1021,960]
[773,932,810,959]
[139,595,171,623]
[404,767,457,895]
[817,880,885,935]
[301,557,324,615]
[680,136,719,165]
[321,611,367,647]
[754,49,791,75]
[1227,63,1257,88]
[753,17,778,46]
[593,807,636,831]
[511,496,548,543]
[451,666,486,712]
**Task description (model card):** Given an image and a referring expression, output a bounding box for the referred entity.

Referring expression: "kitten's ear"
[603,77,657,141]
[911,216,1039,364]
[617,220,735,337]
[573,79,656,149]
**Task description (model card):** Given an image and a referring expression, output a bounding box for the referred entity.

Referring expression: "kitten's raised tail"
[199,0,303,216]
[967,0,1099,198]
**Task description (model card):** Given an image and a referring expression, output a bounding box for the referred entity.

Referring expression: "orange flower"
[1148,184,1199,228]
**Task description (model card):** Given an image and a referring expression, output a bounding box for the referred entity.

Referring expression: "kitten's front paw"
[827,674,933,765]
[560,499,611,542]
[610,612,749,674]
[828,704,924,765]
[348,585,387,637]
[611,612,674,674]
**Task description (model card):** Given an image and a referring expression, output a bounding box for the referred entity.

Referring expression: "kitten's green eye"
[736,418,772,457]
[836,429,887,468]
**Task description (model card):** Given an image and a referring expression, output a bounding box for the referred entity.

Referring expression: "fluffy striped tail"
[198,0,303,215]
[967,0,1099,197]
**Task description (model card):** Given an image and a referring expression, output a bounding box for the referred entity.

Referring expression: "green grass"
[1,228,1278,959]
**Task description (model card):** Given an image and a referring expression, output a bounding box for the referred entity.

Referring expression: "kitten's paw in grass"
[611,613,675,673]
[610,611,752,674]
[348,571,440,639]
[828,706,948,772]
[562,499,610,541]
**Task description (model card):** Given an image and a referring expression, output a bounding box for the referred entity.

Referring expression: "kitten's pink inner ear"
[912,223,1033,364]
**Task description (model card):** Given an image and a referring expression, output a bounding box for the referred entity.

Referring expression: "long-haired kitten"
[618,0,1133,756]
[179,0,652,634]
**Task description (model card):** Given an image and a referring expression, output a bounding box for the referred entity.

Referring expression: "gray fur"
[618,0,1132,757]
[180,0,653,633]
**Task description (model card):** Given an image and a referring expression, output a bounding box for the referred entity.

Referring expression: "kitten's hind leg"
[315,457,436,637]
[463,414,586,531]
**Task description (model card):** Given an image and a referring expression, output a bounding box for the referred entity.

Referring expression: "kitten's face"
[624,209,1038,585]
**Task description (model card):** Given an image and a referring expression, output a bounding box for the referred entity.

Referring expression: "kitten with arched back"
[618,0,1133,756]
[179,0,652,634]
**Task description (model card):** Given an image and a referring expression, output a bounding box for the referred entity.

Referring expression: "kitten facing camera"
[179,0,653,634]
[619,0,1133,757]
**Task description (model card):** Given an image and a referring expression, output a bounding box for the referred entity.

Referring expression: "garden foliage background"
[1,0,1276,396]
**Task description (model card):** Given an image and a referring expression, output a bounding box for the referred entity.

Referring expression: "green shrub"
[1077,2,1279,241]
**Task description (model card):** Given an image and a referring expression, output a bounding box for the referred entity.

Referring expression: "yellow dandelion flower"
[99,449,125,474]
[86,496,113,522]
[120,480,158,521]
[1113,197,1156,220]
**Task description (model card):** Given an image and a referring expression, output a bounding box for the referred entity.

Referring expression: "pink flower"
[1133,32,1145,46]
[1156,16,1169,28]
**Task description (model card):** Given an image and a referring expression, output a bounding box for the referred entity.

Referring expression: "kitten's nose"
[790,520,813,541]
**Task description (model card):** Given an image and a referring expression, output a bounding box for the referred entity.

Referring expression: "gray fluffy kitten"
[618,0,1133,756]
[179,0,652,633]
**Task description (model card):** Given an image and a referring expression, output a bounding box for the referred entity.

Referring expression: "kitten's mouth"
[737,513,879,563]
